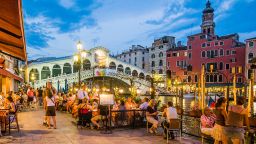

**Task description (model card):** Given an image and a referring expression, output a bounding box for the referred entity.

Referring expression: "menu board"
[99,93,114,105]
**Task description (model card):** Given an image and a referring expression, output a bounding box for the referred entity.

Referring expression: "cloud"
[26,0,198,59]
[239,31,256,41]
[58,0,76,9]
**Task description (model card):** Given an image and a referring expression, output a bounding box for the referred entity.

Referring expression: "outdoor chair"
[164,119,182,143]
[7,105,20,134]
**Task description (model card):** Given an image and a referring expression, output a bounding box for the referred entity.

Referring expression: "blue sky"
[23,0,256,59]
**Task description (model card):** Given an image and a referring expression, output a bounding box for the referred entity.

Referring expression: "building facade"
[149,36,176,75]
[166,46,188,82]
[116,45,150,72]
[0,0,26,94]
[245,37,256,80]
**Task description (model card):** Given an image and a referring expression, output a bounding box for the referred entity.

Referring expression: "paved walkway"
[0,110,202,144]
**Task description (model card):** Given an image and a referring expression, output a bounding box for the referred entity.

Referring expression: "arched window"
[159,60,163,66]
[125,67,131,75]
[159,69,163,74]
[63,63,72,74]
[219,62,223,70]
[219,49,224,56]
[151,61,155,67]
[73,62,80,73]
[132,70,138,77]
[109,62,116,69]
[146,75,151,81]
[159,52,163,57]
[83,59,91,70]
[29,68,39,82]
[117,64,124,72]
[41,66,50,79]
[52,64,61,77]
[201,51,206,57]
[139,73,145,79]
[249,53,254,59]
[151,54,155,59]
[151,70,156,74]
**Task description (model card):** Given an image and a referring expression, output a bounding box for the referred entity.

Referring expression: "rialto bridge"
[26,47,165,95]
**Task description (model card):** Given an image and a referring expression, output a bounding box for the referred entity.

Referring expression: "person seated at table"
[66,93,76,113]
[224,96,250,144]
[139,97,149,110]
[71,100,80,118]
[161,101,178,139]
[77,98,92,126]
[5,96,16,114]
[146,99,159,134]
[200,107,216,136]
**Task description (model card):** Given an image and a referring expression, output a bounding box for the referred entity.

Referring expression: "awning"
[0,68,23,82]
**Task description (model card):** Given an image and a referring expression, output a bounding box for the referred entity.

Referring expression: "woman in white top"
[44,88,56,129]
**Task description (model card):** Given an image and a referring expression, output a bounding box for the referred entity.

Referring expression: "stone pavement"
[0,110,203,144]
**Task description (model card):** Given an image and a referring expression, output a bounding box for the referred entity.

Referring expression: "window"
[129,53,131,56]
[159,60,163,66]
[167,62,170,67]
[188,46,192,50]
[135,63,137,66]
[167,54,171,57]
[220,41,224,46]
[215,42,219,46]
[207,51,210,58]
[214,50,218,57]
[142,52,145,55]
[226,63,230,69]
[202,51,206,57]
[200,35,206,39]
[184,71,188,75]
[238,77,242,83]
[219,75,223,82]
[142,57,144,61]
[159,45,163,49]
[207,43,211,47]
[202,43,206,48]
[220,49,224,56]
[151,48,155,51]
[124,54,126,57]
[159,69,163,74]
[249,41,254,47]
[135,52,137,55]
[184,52,188,56]
[231,58,236,63]
[135,57,137,62]
[210,50,214,58]
[159,52,163,57]
[172,53,177,57]
[151,54,155,59]
[231,50,236,55]
[176,61,180,66]
[142,63,145,69]
[188,53,192,59]
[195,75,198,82]
[151,61,155,67]
[249,53,254,60]
[219,62,223,70]
[226,50,230,55]
[129,59,131,63]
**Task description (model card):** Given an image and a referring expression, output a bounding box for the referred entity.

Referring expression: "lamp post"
[73,41,87,89]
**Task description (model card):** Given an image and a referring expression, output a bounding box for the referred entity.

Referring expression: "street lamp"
[73,41,88,89]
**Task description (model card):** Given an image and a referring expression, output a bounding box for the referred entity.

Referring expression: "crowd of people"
[0,82,253,143]
[200,96,251,144]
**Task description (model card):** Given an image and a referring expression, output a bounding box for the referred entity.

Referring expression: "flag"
[208,97,215,108]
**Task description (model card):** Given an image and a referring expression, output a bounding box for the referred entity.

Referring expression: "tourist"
[212,97,227,144]
[225,96,250,144]
[5,96,16,114]
[77,85,89,100]
[27,87,34,106]
[200,107,216,136]
[139,97,149,110]
[77,98,92,127]
[43,82,57,129]
[161,101,178,139]
[37,87,43,106]
[125,97,136,124]
[146,99,159,134]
